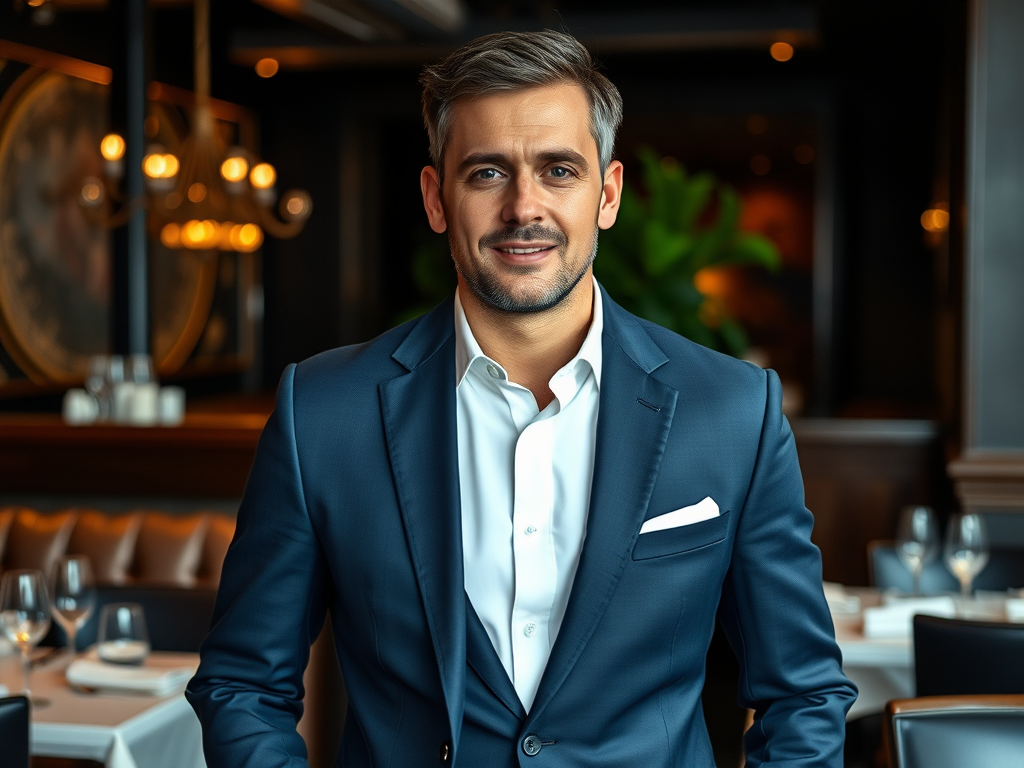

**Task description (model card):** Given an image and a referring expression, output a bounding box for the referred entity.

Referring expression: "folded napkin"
[66,659,193,696]
[1006,598,1024,623]
[0,684,8,697]
[862,596,957,638]
[823,582,861,616]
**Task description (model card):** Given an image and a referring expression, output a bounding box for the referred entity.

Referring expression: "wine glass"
[944,513,990,607]
[895,505,939,595]
[52,556,96,664]
[0,569,52,699]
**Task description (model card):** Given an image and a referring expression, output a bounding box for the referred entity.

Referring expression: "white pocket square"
[639,497,720,534]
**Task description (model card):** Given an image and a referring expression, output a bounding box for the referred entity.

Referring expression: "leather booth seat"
[0,507,234,587]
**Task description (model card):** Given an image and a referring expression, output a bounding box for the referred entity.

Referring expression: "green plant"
[594,147,780,355]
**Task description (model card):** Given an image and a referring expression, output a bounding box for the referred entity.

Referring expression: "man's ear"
[597,159,624,230]
[420,166,448,233]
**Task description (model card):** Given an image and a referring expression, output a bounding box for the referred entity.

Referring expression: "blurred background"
[1,2,1023,766]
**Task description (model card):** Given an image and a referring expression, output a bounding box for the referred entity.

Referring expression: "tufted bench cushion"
[0,507,235,587]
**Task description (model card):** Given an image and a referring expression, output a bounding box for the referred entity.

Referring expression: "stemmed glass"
[944,513,990,608]
[895,505,939,596]
[52,556,96,665]
[0,569,52,699]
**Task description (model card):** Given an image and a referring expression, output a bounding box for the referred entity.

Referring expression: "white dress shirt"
[455,279,603,712]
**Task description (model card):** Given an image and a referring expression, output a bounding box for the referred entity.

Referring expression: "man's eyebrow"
[455,149,591,175]
[536,149,590,173]
[456,152,510,175]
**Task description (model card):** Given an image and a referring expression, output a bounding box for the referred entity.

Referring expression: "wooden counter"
[0,413,267,498]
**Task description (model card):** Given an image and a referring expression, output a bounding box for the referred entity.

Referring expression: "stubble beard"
[451,225,599,314]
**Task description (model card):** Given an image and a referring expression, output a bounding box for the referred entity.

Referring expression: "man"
[188,29,856,767]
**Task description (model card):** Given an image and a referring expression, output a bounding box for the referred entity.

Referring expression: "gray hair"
[420,30,623,180]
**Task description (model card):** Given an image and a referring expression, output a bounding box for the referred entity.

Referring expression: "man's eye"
[549,166,573,179]
[473,168,501,181]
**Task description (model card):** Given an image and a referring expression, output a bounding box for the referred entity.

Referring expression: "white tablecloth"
[0,649,205,768]
[830,587,1021,719]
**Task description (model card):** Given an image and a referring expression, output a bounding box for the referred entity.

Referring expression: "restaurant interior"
[0,0,1022,766]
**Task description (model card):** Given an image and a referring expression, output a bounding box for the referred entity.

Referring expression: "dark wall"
[0,0,968,422]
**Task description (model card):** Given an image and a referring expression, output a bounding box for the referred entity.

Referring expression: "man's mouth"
[495,245,554,255]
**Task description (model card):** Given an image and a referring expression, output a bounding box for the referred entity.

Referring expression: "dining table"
[0,644,206,768]
[827,585,1024,719]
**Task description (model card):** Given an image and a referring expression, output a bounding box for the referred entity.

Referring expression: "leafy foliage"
[594,148,780,355]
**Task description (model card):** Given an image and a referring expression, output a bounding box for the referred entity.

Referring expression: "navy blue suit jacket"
[187,287,856,767]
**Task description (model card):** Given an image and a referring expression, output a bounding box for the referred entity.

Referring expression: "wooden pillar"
[110,0,150,355]
[948,0,1024,517]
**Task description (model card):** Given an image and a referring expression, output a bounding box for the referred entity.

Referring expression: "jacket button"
[439,741,450,762]
[522,734,542,756]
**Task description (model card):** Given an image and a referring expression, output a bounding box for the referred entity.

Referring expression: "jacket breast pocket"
[631,510,731,561]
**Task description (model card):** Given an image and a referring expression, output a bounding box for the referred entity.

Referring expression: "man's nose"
[502,175,544,225]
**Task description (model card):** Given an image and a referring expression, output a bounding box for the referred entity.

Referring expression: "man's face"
[421,82,622,314]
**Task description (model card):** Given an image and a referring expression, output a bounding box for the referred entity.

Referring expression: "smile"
[498,247,551,254]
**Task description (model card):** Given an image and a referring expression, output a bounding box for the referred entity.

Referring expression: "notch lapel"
[380,300,467,752]
[527,293,678,721]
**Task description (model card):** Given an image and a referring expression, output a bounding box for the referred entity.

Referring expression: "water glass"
[97,603,150,664]
[0,569,52,698]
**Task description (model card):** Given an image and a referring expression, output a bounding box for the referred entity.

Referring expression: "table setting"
[824,507,1024,718]
[0,559,206,768]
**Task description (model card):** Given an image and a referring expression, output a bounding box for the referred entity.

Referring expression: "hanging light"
[80,0,311,253]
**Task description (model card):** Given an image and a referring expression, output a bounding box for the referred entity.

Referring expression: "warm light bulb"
[250,163,276,190]
[921,208,950,232]
[770,42,794,62]
[230,223,264,253]
[100,133,126,161]
[280,189,313,221]
[180,219,220,249]
[255,58,280,78]
[79,178,105,208]
[188,183,208,203]
[160,222,182,248]
[143,153,168,179]
[221,156,249,183]
[161,154,179,178]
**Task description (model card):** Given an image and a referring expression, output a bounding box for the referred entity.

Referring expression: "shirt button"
[438,741,451,762]
[525,525,537,535]
[486,363,501,379]
[524,622,537,637]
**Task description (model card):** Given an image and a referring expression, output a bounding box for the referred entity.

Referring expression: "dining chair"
[884,694,1024,768]
[0,695,30,768]
[913,614,1024,696]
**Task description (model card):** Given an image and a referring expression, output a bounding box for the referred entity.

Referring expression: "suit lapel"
[465,594,527,720]
[380,299,467,751]
[527,291,678,721]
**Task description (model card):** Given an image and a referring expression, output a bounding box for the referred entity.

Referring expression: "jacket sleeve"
[717,369,858,767]
[186,364,329,767]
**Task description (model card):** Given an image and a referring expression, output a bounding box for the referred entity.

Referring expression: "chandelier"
[79,0,311,253]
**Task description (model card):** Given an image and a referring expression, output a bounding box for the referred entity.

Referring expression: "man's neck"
[459,273,595,410]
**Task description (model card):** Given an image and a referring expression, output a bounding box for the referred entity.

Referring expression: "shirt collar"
[454,276,604,392]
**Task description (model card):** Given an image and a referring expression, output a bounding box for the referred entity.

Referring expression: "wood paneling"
[0,414,264,498]
[794,419,941,586]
